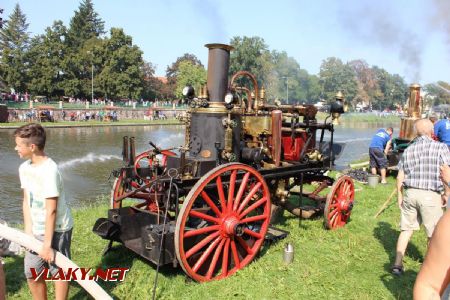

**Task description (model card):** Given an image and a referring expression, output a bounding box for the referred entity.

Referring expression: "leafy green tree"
[141,61,162,100]
[166,53,203,82]
[27,21,67,97]
[271,51,298,103]
[424,81,450,107]
[348,60,375,108]
[388,74,408,109]
[270,50,321,104]
[97,28,144,100]
[319,57,358,107]
[166,53,203,99]
[66,0,105,48]
[369,67,408,110]
[60,0,105,98]
[229,36,273,89]
[0,3,30,93]
[174,60,206,98]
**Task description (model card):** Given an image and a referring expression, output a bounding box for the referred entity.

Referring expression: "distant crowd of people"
[60,110,118,122]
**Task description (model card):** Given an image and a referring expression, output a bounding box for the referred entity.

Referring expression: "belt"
[403,186,441,194]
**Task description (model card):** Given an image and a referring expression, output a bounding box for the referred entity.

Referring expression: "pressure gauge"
[224,92,233,104]
[182,85,195,98]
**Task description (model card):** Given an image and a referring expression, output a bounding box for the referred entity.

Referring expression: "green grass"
[0,119,181,128]
[3,173,426,299]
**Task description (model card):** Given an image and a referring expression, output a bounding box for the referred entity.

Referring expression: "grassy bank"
[0,119,181,129]
[3,173,427,299]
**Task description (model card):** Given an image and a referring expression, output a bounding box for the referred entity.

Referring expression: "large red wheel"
[175,163,271,282]
[324,175,354,229]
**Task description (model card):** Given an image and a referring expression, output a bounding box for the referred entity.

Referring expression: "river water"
[0,124,396,224]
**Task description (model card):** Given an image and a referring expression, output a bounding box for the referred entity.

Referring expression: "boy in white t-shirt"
[14,123,73,300]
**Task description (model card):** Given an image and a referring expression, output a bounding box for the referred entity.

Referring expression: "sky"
[2,0,450,85]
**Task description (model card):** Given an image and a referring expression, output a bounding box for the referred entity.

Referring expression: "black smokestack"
[205,43,234,102]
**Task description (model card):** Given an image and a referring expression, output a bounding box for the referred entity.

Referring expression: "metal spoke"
[237,182,262,215]
[192,236,222,273]
[206,238,226,280]
[233,172,250,211]
[184,225,220,238]
[227,170,237,211]
[240,214,267,223]
[230,239,240,269]
[189,210,220,224]
[222,239,230,277]
[243,228,262,239]
[201,191,222,217]
[236,236,253,255]
[239,196,268,219]
[185,231,220,259]
[216,176,227,213]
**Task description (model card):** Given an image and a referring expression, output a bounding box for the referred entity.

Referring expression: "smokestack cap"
[205,43,234,51]
[410,83,421,88]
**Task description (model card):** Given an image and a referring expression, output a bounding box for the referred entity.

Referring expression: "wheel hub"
[222,216,244,237]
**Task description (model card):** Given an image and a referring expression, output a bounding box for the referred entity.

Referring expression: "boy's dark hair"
[387,127,394,133]
[14,123,46,150]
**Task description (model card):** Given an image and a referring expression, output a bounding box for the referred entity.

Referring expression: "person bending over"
[369,127,393,184]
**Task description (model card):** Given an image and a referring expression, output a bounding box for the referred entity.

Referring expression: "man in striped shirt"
[392,119,450,276]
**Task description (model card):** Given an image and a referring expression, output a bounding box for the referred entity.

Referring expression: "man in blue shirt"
[369,127,393,184]
[433,118,450,147]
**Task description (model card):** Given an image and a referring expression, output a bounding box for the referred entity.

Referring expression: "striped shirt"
[398,136,450,192]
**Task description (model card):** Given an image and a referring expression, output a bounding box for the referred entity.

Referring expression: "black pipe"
[122,136,129,163]
[129,137,136,166]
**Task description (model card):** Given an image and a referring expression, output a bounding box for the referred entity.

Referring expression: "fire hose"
[0,223,112,300]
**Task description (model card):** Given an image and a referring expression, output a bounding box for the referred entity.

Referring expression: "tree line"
[1,1,449,110]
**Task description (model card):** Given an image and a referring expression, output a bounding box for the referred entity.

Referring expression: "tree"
[166,53,203,82]
[66,0,105,48]
[319,57,358,107]
[0,3,30,93]
[27,21,68,97]
[165,53,203,99]
[229,36,274,90]
[141,61,161,100]
[97,28,144,100]
[174,60,206,98]
[348,60,376,108]
[424,81,450,107]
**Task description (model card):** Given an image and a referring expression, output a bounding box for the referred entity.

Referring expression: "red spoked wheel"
[324,175,354,229]
[175,163,271,282]
[110,150,175,209]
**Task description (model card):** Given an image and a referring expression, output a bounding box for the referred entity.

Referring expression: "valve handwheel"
[110,149,175,209]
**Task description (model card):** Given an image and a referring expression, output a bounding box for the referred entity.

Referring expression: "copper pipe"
[271,110,282,167]
[230,71,259,110]
[235,86,252,111]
